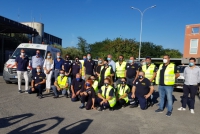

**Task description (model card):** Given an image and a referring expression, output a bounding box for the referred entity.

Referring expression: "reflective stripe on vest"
[100,66,111,79]
[92,80,99,94]
[101,85,116,107]
[57,76,68,88]
[80,61,85,76]
[142,64,155,82]
[116,61,126,77]
[117,84,130,103]
[155,63,175,85]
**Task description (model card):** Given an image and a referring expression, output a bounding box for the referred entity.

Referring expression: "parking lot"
[0,76,200,134]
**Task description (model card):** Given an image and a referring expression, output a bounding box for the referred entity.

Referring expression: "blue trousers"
[97,98,110,108]
[51,85,67,96]
[158,85,174,112]
[28,84,45,95]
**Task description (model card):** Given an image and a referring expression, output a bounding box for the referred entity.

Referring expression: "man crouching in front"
[128,71,154,110]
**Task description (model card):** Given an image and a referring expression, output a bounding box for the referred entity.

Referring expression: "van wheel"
[5,81,12,84]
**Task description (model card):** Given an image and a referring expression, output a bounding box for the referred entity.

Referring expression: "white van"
[3,43,61,84]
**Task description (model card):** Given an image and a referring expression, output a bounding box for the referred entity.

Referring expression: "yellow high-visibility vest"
[156,63,175,85]
[92,80,99,94]
[142,64,156,82]
[80,60,85,76]
[101,85,116,107]
[57,76,68,88]
[117,84,130,103]
[100,66,111,80]
[116,61,126,78]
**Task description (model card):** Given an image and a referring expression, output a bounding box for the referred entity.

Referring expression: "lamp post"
[130,5,156,61]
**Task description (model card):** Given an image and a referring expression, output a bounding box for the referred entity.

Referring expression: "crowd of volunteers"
[15,48,200,116]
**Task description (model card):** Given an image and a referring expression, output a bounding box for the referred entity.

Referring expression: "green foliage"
[54,37,182,60]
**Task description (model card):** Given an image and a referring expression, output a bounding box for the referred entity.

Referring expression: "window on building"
[190,39,198,54]
[192,27,199,34]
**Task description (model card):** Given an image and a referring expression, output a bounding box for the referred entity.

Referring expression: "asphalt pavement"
[0,76,200,134]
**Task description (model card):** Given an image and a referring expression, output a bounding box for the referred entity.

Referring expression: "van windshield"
[177,66,186,73]
[10,48,45,60]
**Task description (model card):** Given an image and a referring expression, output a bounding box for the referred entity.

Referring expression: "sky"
[1,0,200,53]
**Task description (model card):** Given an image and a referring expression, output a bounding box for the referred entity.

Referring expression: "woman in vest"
[116,77,130,108]
[99,59,114,87]
[89,75,99,94]
[79,79,96,110]
[43,52,54,93]
[97,78,116,111]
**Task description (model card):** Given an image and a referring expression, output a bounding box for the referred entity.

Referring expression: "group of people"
[15,48,200,117]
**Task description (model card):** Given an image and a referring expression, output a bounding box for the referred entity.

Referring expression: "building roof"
[0,15,38,35]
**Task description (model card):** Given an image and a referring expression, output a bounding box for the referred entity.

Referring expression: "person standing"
[62,54,72,91]
[115,55,126,85]
[98,59,114,86]
[31,50,43,76]
[54,52,64,79]
[43,52,54,93]
[155,54,180,117]
[84,53,95,80]
[177,57,200,114]
[128,71,154,110]
[125,56,139,88]
[71,57,82,79]
[29,65,46,99]
[142,56,157,106]
[52,69,69,98]
[80,55,86,80]
[95,58,103,82]
[15,49,29,93]
[107,54,116,72]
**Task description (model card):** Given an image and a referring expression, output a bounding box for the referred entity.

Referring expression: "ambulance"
[3,43,61,84]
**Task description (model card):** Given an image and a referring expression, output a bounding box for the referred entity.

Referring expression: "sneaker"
[177,107,186,111]
[25,90,28,93]
[38,95,42,99]
[79,105,85,109]
[130,104,138,108]
[53,95,59,98]
[109,108,114,111]
[155,109,163,113]
[18,90,22,93]
[98,107,103,111]
[166,111,172,117]
[190,109,195,114]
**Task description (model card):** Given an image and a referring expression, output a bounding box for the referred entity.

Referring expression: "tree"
[163,49,182,58]
[77,37,89,55]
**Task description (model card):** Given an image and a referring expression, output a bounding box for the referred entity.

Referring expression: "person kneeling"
[28,65,46,99]
[128,71,153,110]
[79,79,96,110]
[52,69,69,98]
[116,78,130,108]
[71,73,85,102]
[97,78,116,111]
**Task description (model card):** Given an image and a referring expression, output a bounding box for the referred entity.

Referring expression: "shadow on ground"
[0,113,93,134]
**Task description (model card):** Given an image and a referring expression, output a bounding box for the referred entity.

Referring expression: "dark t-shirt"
[32,72,46,84]
[95,65,102,74]
[126,63,139,78]
[81,87,95,99]
[63,60,72,73]
[15,56,29,71]
[133,78,151,96]
[159,64,178,86]
[71,79,85,93]
[84,60,95,75]
[98,87,114,97]
[100,67,114,86]
[71,62,81,76]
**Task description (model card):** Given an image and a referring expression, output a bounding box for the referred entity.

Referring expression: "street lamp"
[130,5,156,61]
